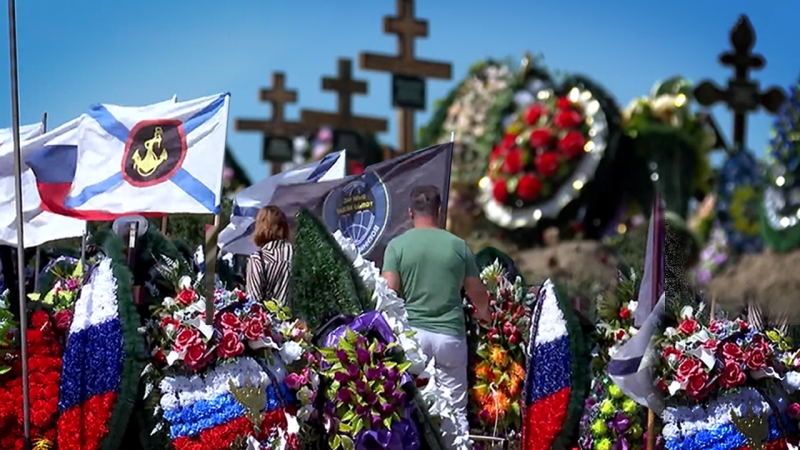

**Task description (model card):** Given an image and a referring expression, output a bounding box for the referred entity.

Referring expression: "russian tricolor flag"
[57,258,125,449]
[522,280,577,450]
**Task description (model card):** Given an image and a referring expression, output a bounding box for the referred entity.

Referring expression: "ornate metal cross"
[694,15,786,148]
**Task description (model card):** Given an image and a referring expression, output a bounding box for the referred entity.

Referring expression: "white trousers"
[412,327,469,449]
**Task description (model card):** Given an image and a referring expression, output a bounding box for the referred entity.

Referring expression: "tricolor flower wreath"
[480,74,616,229]
[661,387,799,450]
[57,256,145,450]
[0,310,63,450]
[521,279,587,450]
[158,357,297,450]
[333,232,470,450]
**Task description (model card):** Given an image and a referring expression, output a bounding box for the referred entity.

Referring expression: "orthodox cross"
[694,15,786,149]
[235,72,305,176]
[359,0,452,154]
[300,58,388,135]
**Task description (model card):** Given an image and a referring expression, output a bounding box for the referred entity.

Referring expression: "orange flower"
[489,346,509,368]
[507,376,522,397]
[472,384,489,402]
[484,390,510,420]
[510,361,525,379]
[474,362,492,381]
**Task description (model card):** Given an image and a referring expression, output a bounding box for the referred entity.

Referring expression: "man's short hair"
[410,185,441,216]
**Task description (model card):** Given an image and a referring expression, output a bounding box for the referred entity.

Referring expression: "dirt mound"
[512,240,618,294]
[707,249,800,323]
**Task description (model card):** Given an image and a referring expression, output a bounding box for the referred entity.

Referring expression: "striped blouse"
[245,240,294,306]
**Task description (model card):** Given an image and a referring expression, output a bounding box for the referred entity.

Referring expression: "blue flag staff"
[7,0,33,446]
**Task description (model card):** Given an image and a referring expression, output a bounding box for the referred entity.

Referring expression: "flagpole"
[33,112,47,292]
[439,132,455,229]
[7,0,32,446]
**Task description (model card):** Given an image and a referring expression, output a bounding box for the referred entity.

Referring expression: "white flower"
[664,327,678,338]
[279,341,303,365]
[679,305,694,320]
[179,276,192,290]
[627,300,638,312]
[162,296,177,308]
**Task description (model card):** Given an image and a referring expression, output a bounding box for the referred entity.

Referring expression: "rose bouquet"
[656,305,785,403]
[28,257,84,335]
[487,94,592,206]
[469,261,533,441]
[318,328,412,450]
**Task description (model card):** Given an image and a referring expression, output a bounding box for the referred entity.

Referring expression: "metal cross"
[694,15,786,148]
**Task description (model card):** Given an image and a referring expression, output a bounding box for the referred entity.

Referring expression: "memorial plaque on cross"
[359,0,452,154]
[693,15,786,148]
[300,58,388,160]
[235,72,305,176]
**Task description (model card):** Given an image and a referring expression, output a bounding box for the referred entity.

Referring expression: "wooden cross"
[359,0,452,154]
[235,72,305,175]
[694,15,786,148]
[300,58,388,134]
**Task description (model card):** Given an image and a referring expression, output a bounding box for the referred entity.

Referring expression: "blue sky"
[0,0,799,183]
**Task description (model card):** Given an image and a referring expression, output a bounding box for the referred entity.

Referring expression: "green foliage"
[288,209,369,329]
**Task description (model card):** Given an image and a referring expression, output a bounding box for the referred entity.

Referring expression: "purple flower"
[347,364,360,378]
[374,342,385,355]
[333,371,349,383]
[391,390,406,404]
[356,348,371,365]
[612,437,629,450]
[356,404,370,417]
[355,379,368,394]
[610,412,630,433]
[336,349,350,364]
[386,367,399,381]
[369,413,382,429]
[324,401,336,415]
[382,380,396,395]
[378,402,394,417]
[356,335,368,349]
[336,387,352,403]
[365,367,382,380]
[365,392,378,405]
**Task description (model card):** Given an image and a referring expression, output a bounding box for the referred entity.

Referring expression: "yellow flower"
[488,346,509,368]
[595,437,612,450]
[607,384,623,399]
[510,361,525,379]
[630,423,643,439]
[622,399,638,415]
[599,399,616,417]
[591,419,608,436]
[472,384,489,402]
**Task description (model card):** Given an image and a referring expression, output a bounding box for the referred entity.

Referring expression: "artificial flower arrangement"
[692,226,729,286]
[579,270,646,450]
[333,232,469,450]
[657,304,800,450]
[0,309,63,450]
[469,260,533,445]
[487,92,592,206]
[317,326,413,450]
[28,256,85,338]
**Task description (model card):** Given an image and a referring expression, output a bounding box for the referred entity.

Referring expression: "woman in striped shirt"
[245,206,294,305]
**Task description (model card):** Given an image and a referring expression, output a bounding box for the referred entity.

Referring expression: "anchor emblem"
[131,126,168,178]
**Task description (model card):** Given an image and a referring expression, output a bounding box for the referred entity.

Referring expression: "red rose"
[719,360,746,389]
[501,133,518,149]
[557,131,587,159]
[516,174,542,201]
[618,308,631,320]
[675,358,703,382]
[242,318,265,341]
[553,110,583,129]
[702,339,718,350]
[615,330,626,341]
[160,316,180,330]
[219,312,242,332]
[685,372,709,399]
[534,152,560,178]
[502,149,524,174]
[30,311,50,330]
[525,104,547,126]
[183,342,208,371]
[176,289,197,306]
[217,331,245,359]
[722,342,743,361]
[744,348,766,371]
[508,334,519,344]
[556,97,572,110]
[490,145,505,162]
[677,319,699,335]
[492,180,509,204]
[174,328,202,352]
[153,349,167,366]
[529,128,553,148]
[53,310,73,332]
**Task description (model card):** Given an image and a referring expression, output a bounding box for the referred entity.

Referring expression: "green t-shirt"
[383,228,480,337]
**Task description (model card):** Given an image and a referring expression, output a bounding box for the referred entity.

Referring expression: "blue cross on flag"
[25,93,230,219]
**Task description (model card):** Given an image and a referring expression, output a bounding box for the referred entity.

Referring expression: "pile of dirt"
[511,240,619,295]
[706,249,800,323]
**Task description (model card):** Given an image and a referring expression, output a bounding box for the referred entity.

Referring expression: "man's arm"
[463,243,492,324]
[381,242,401,293]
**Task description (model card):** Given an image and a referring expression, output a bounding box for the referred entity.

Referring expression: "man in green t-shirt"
[382,185,491,448]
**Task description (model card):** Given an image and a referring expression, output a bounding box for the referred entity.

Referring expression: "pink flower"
[285,373,306,390]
